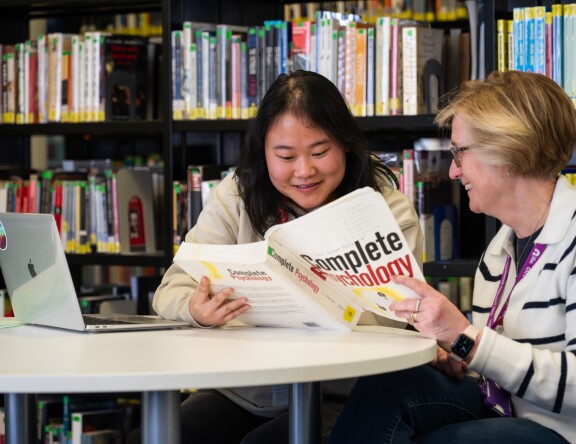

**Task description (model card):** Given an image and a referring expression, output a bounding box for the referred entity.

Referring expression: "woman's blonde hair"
[436,70,576,179]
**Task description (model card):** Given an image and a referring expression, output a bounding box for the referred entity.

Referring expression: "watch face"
[451,334,475,359]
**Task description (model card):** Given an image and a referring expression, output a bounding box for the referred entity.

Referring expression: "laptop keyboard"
[83,316,137,325]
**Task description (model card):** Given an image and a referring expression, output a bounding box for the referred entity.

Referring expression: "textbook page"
[264,187,424,322]
[174,241,362,330]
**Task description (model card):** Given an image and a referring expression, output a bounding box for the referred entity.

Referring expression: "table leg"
[4,393,36,444]
[142,390,181,444]
[289,382,321,444]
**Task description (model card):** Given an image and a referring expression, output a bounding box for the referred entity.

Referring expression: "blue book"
[534,6,546,74]
[513,8,525,70]
[246,26,261,116]
[552,4,563,85]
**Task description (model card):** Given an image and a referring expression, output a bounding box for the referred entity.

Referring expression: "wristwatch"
[449,325,480,362]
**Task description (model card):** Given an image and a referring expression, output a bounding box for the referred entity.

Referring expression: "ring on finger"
[411,311,418,323]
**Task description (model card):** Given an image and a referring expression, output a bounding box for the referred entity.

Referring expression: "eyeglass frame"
[449,143,474,167]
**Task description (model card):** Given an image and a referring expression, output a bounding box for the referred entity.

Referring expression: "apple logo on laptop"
[28,259,37,278]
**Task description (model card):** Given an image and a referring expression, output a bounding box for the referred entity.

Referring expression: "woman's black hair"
[235,70,397,237]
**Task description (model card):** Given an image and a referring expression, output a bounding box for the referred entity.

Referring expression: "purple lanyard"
[487,243,547,329]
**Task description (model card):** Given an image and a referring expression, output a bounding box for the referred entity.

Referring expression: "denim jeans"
[328,365,568,444]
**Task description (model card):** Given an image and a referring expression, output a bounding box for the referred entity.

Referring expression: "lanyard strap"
[487,243,547,329]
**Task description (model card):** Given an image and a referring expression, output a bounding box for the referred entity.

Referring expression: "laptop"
[0,212,190,332]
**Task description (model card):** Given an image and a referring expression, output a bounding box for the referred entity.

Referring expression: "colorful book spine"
[375,16,391,116]
[534,6,546,74]
[546,11,553,78]
[513,8,525,71]
[497,19,508,72]
[507,19,515,74]
[366,26,375,117]
[524,6,536,73]
[552,4,563,86]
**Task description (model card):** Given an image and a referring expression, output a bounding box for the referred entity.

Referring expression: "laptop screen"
[0,212,87,330]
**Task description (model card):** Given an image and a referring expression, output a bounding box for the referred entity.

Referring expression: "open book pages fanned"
[174,187,424,330]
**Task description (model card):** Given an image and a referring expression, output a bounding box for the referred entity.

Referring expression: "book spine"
[36,36,47,123]
[95,33,107,122]
[497,19,507,72]
[171,30,184,120]
[240,41,248,119]
[545,11,553,78]
[366,26,375,117]
[389,18,401,116]
[188,43,197,120]
[375,16,391,116]
[247,27,259,116]
[231,34,241,120]
[47,34,62,122]
[344,22,356,112]
[195,29,205,119]
[182,22,193,120]
[513,8,525,71]
[507,20,514,75]
[354,27,367,117]
[208,35,217,119]
[534,6,546,74]
[15,43,24,124]
[524,6,536,73]
[402,148,415,205]
[216,24,228,120]
[402,27,417,116]
[2,47,16,123]
[292,20,310,71]
[552,4,563,86]
[83,32,93,121]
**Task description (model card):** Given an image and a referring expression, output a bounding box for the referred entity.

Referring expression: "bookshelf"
[0,0,493,289]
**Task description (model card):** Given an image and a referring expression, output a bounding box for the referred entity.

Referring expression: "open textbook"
[174,187,424,331]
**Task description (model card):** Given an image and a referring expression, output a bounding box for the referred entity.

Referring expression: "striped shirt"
[470,175,576,442]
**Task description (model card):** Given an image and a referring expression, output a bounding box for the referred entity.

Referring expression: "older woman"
[329,71,576,443]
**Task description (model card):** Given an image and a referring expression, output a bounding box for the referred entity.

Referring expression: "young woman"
[151,70,423,443]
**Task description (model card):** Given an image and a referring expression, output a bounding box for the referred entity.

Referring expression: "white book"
[37,34,48,123]
[91,31,109,122]
[182,21,194,120]
[375,16,391,116]
[83,32,93,121]
[175,187,424,330]
[71,35,84,122]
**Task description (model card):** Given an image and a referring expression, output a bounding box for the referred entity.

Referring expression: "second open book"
[174,187,424,331]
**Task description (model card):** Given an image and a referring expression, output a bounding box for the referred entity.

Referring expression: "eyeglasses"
[449,143,474,167]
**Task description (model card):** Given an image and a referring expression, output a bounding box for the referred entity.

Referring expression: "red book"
[53,180,63,234]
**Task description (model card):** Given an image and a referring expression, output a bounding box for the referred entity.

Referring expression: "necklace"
[515,198,550,270]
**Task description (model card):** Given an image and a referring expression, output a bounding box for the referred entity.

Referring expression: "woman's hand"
[389,275,470,346]
[188,276,250,326]
[431,346,468,380]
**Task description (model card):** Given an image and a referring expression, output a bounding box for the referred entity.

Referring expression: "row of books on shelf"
[496,3,576,105]
[0,166,162,254]
[0,32,159,124]
[283,0,468,22]
[0,163,235,255]
[171,13,470,120]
